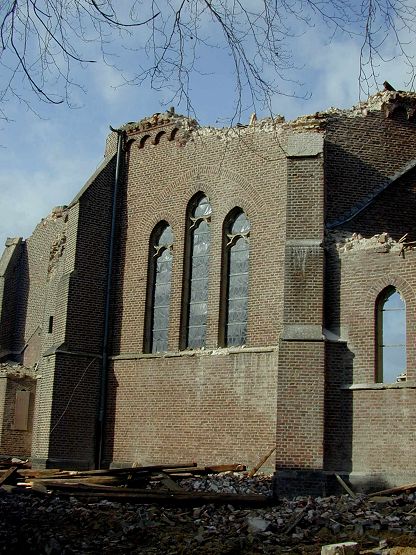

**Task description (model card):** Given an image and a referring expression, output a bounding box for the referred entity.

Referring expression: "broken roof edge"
[0,237,22,277]
[326,158,416,230]
[118,89,416,139]
[0,361,38,379]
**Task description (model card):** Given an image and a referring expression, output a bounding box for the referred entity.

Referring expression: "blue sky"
[0,4,415,249]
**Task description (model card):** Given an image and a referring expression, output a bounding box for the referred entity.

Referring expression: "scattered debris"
[326,231,416,256]
[1,467,416,553]
[321,542,359,555]
[369,483,416,498]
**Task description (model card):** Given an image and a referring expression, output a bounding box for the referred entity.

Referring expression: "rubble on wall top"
[121,108,198,135]
[0,362,37,379]
[317,89,416,120]
[120,89,416,145]
[42,206,68,224]
[326,230,406,254]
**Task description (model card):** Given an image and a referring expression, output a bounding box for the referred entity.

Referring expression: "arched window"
[144,223,174,353]
[376,286,406,383]
[181,194,212,349]
[220,209,250,347]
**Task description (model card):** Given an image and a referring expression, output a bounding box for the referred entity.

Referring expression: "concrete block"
[321,542,359,555]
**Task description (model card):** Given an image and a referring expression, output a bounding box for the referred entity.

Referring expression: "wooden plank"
[165,466,242,476]
[16,469,63,478]
[0,466,18,487]
[19,465,191,482]
[368,482,416,497]
[205,464,246,473]
[335,474,357,499]
[284,504,309,534]
[248,447,276,478]
[50,488,274,507]
[28,476,129,487]
[42,462,197,479]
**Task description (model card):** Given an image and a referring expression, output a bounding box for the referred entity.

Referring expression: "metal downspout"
[96,127,125,469]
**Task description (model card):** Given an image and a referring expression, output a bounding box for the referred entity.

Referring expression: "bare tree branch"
[1,0,416,122]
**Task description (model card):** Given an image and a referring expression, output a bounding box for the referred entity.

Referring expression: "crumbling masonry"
[1,90,416,496]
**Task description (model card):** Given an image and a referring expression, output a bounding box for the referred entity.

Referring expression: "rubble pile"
[0,469,416,554]
[326,231,404,254]
[0,361,36,379]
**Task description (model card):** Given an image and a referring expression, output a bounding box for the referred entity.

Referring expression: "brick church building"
[1,89,416,495]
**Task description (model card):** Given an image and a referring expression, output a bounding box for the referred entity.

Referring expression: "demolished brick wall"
[1,91,416,493]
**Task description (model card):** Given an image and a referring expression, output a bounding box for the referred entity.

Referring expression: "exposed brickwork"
[325,108,416,224]
[105,351,278,470]
[111,127,288,357]
[276,341,325,469]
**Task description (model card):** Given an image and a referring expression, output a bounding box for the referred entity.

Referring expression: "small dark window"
[220,209,250,347]
[182,194,212,349]
[144,223,174,353]
[48,316,53,334]
[376,287,406,383]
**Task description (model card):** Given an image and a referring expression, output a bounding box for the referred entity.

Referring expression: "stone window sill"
[341,381,416,390]
[110,345,277,360]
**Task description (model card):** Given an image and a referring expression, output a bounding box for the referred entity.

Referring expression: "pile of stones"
[1,473,416,554]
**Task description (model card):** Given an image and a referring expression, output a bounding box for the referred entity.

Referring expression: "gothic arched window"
[181,194,212,349]
[376,286,406,383]
[220,209,250,347]
[144,223,174,353]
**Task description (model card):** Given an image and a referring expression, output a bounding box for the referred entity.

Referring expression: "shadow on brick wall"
[13,243,29,361]
[324,247,354,474]
[103,145,131,467]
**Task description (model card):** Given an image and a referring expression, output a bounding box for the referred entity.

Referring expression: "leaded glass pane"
[152,329,169,353]
[231,213,250,234]
[380,290,406,383]
[159,226,174,245]
[191,256,209,279]
[227,298,248,322]
[190,278,209,302]
[226,213,250,347]
[189,302,208,326]
[227,323,247,347]
[151,225,173,353]
[187,197,212,348]
[188,325,206,348]
[193,196,212,218]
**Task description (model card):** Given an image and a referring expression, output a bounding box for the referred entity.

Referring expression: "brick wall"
[105,351,278,469]
[324,106,416,487]
[31,157,116,468]
[14,209,68,366]
[4,98,416,492]
[111,126,288,355]
[325,108,416,224]
[105,124,289,469]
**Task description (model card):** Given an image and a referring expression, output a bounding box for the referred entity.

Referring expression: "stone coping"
[341,381,416,390]
[110,346,277,361]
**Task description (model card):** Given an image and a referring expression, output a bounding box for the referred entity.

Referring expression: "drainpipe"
[96,127,125,469]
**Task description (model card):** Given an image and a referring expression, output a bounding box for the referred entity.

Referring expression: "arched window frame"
[375,286,407,383]
[143,222,174,354]
[219,208,250,347]
[180,192,212,350]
